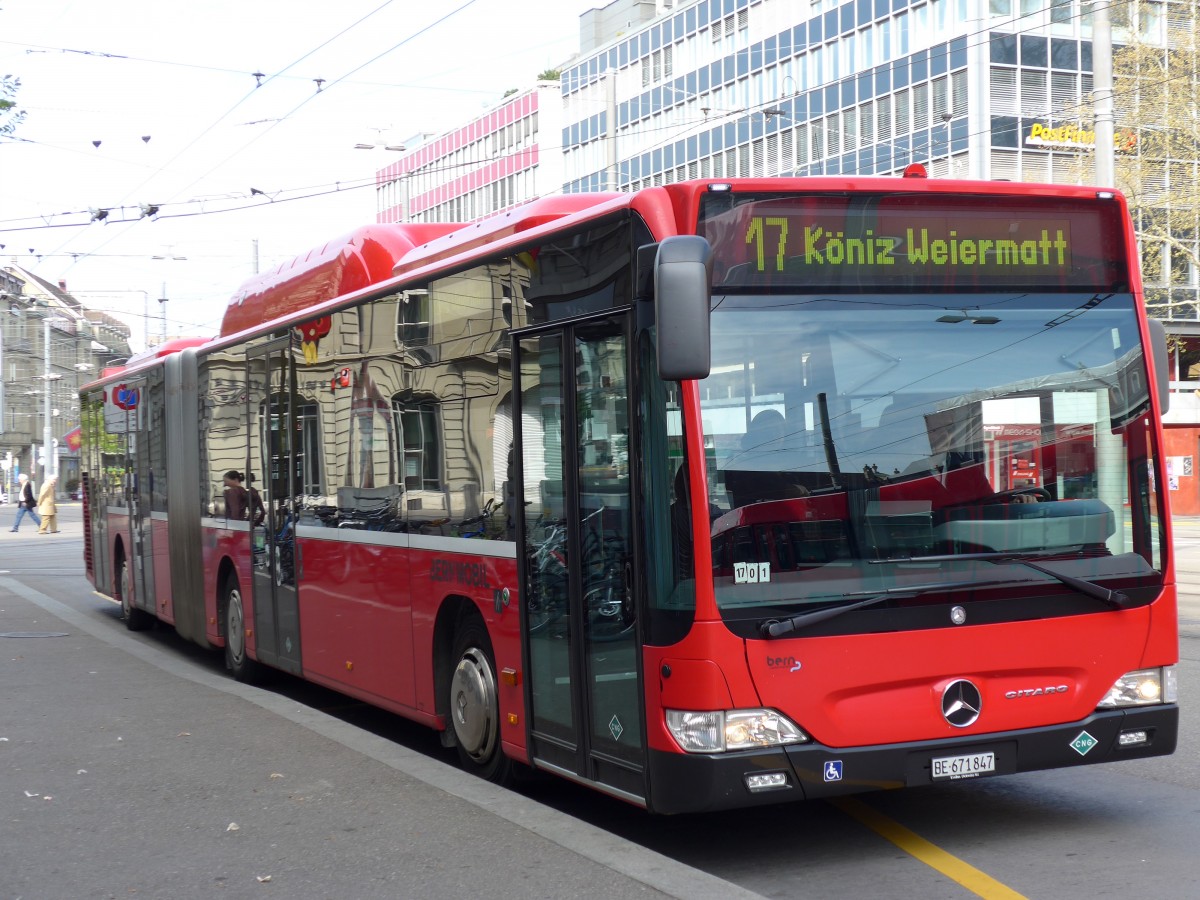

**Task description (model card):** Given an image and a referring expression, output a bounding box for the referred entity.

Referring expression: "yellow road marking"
[831,797,1028,900]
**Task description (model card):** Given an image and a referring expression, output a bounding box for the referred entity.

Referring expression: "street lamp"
[0,292,8,440]
[355,140,409,222]
[0,289,21,443]
[42,316,68,483]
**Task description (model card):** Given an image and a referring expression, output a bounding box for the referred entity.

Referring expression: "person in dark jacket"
[10,473,42,532]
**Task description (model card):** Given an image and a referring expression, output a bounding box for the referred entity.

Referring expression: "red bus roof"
[221,223,457,337]
[99,336,211,378]
[220,196,624,339]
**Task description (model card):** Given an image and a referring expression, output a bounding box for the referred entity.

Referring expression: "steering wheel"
[995,486,1052,504]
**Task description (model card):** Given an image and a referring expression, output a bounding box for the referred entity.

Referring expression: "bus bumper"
[646,705,1178,814]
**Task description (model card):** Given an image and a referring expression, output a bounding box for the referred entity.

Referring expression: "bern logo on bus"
[113,384,140,410]
[766,655,802,672]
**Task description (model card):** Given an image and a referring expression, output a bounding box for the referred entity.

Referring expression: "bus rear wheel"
[448,619,512,784]
[224,574,263,684]
[118,557,152,631]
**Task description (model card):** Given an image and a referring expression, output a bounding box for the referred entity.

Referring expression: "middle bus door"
[122,377,153,614]
[516,314,646,803]
[246,338,302,676]
[134,374,158,614]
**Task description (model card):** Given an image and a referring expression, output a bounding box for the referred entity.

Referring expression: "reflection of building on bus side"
[178,215,641,535]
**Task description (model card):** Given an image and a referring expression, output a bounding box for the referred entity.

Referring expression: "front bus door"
[516,314,645,803]
[246,338,302,675]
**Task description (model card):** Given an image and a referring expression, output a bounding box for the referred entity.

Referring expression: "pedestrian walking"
[9,473,42,532]
[36,475,58,534]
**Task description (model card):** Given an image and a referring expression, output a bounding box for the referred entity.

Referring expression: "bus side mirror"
[654,235,713,381]
[1148,318,1169,414]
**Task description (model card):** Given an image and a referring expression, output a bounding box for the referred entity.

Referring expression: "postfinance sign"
[1024,121,1137,151]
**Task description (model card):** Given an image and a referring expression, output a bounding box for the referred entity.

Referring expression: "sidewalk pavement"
[0,569,760,900]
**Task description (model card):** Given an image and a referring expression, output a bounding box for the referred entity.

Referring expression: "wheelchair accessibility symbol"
[823,760,843,782]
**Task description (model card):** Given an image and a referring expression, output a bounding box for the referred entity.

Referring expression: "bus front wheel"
[448,619,512,784]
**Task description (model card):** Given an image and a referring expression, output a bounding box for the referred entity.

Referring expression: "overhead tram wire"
[150,0,483,212]
[10,0,484,237]
[34,0,403,268]
[6,5,1190,237]
[37,1,482,278]
[142,0,403,207]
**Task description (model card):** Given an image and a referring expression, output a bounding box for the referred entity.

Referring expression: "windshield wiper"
[760,579,981,638]
[1006,558,1130,608]
[871,550,1131,610]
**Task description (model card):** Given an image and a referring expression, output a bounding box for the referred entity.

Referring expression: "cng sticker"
[1070,731,1098,756]
[609,715,624,741]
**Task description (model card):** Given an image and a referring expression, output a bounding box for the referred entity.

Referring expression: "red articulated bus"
[81,174,1178,813]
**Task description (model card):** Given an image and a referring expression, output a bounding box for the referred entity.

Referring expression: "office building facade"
[0,266,132,495]
[374,82,564,225]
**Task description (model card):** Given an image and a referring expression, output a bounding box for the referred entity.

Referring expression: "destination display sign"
[697,191,1129,292]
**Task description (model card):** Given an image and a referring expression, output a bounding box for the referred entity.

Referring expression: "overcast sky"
[1,0,598,349]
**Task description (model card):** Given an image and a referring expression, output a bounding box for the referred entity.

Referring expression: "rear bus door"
[246,338,302,675]
[515,313,646,803]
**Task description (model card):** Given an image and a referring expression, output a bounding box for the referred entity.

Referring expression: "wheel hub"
[450,648,497,760]
[227,591,245,662]
[120,565,132,616]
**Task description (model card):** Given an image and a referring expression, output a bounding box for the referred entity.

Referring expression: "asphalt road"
[2,504,1197,899]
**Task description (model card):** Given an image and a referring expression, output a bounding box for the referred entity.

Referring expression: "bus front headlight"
[1097,666,1177,708]
[665,708,808,753]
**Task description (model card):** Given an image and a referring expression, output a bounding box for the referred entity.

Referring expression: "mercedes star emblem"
[942,679,982,727]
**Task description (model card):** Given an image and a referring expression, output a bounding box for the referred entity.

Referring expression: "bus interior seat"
[875,398,936,476]
[724,410,811,507]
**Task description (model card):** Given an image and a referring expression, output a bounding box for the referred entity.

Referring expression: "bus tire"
[448,618,512,784]
[223,574,264,684]
[118,556,152,632]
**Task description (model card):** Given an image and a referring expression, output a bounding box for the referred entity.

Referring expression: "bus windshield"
[700,292,1161,628]
[695,289,1163,629]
